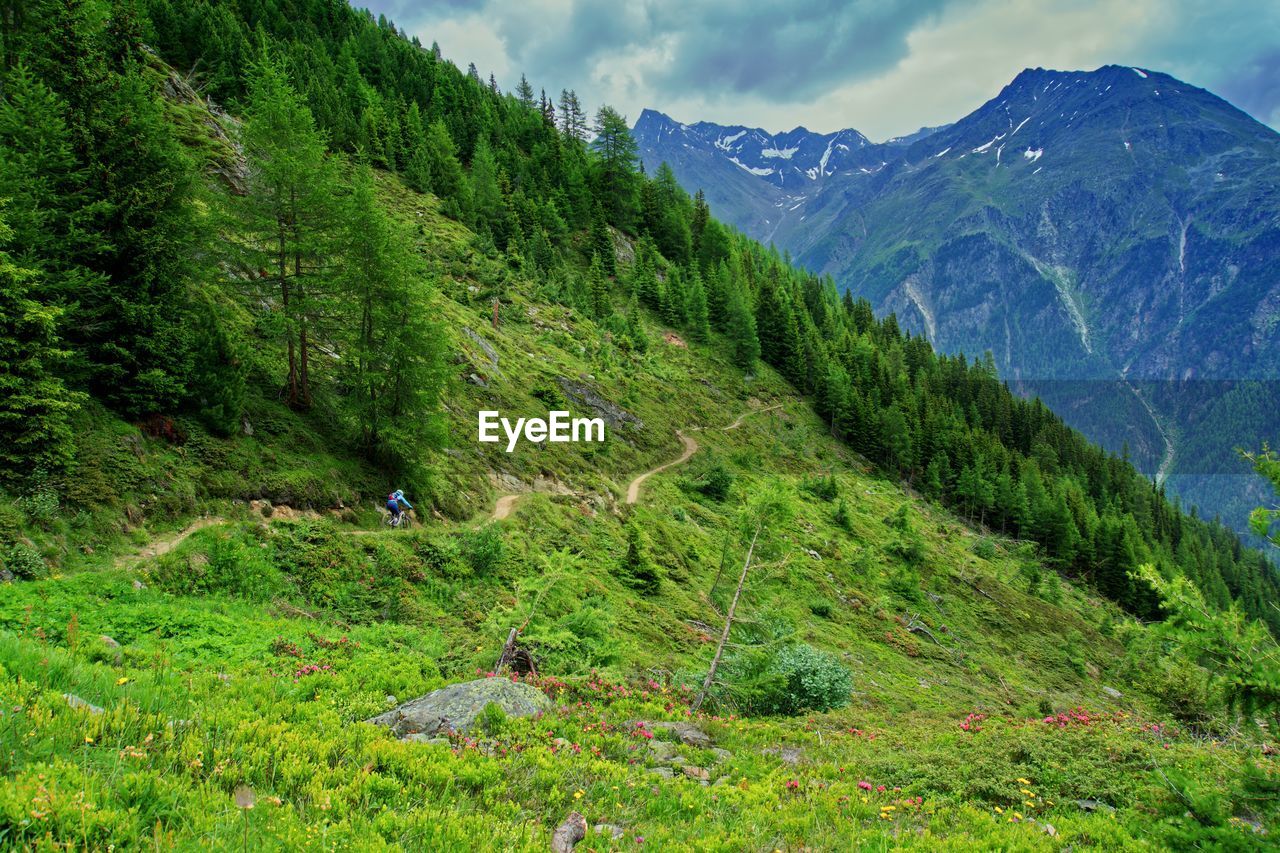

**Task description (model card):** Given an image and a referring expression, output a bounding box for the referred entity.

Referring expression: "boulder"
[550,811,587,853]
[1101,686,1122,699]
[0,568,13,583]
[642,721,712,748]
[593,824,624,840]
[368,678,551,738]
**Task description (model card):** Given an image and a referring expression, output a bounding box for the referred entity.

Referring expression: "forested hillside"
[1,0,1279,849]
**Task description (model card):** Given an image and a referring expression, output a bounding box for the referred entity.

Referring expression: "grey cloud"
[1215,49,1280,129]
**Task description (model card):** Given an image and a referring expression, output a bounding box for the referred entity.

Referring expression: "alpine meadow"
[1,1,1279,851]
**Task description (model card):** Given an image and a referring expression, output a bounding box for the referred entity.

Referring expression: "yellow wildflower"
[84,736,94,744]
[994,806,1003,814]
[116,677,129,685]
[1013,812,1023,820]
[573,789,584,800]
[1016,778,1031,785]
[1021,789,1034,797]
[1025,800,1035,808]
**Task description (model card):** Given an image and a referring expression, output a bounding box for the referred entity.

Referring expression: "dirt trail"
[491,494,523,521]
[625,431,699,505]
[113,516,224,567]
[722,404,783,431]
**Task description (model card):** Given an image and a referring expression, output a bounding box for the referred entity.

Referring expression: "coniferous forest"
[1,1,1278,848]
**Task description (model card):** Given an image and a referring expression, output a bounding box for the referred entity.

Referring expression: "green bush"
[689,458,734,502]
[618,522,662,594]
[3,542,48,580]
[887,563,923,602]
[809,598,834,619]
[461,524,505,575]
[767,643,854,714]
[972,537,997,560]
[803,474,839,502]
[833,498,853,532]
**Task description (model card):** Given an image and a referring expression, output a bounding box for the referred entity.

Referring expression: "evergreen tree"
[586,254,611,319]
[339,166,447,484]
[0,213,82,482]
[515,73,534,107]
[231,50,340,409]
[725,282,760,372]
[590,105,639,228]
[687,266,710,342]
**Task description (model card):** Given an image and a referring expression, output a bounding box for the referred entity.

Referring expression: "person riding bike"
[385,489,413,526]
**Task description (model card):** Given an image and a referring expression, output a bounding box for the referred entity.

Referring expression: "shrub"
[461,524,505,575]
[3,542,48,580]
[767,643,853,715]
[809,598,834,619]
[833,498,853,532]
[691,460,734,502]
[887,533,925,567]
[972,537,997,560]
[803,474,839,502]
[618,522,662,594]
[887,563,922,602]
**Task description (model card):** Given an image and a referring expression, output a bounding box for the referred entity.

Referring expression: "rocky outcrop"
[368,678,551,738]
[555,377,643,431]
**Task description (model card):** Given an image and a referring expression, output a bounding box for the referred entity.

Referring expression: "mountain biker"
[385,489,413,526]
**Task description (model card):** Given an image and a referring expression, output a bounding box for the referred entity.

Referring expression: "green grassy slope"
[1,166,1274,849]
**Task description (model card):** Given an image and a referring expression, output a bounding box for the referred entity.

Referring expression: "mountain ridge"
[635,63,1280,543]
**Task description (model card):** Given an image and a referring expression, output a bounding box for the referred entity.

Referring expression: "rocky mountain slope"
[636,66,1280,542]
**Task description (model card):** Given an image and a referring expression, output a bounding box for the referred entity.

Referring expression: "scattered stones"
[1075,799,1116,813]
[132,579,146,590]
[403,734,450,747]
[804,548,822,560]
[647,740,678,761]
[368,678,551,739]
[550,810,587,853]
[592,824,624,840]
[468,373,488,387]
[385,695,398,706]
[681,765,711,782]
[0,569,13,584]
[710,747,733,763]
[647,766,674,779]
[64,694,104,715]
[642,721,712,748]
[1101,686,1122,699]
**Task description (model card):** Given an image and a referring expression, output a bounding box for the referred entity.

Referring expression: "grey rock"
[710,747,733,762]
[647,740,679,761]
[1075,799,1116,813]
[556,377,643,430]
[463,327,502,373]
[132,579,146,590]
[0,568,13,583]
[762,745,804,765]
[468,373,488,387]
[100,635,120,649]
[643,721,712,748]
[1101,686,1122,699]
[647,766,674,779]
[593,824,624,840]
[385,694,398,706]
[403,734,451,747]
[550,811,586,853]
[64,694,104,715]
[368,678,551,738]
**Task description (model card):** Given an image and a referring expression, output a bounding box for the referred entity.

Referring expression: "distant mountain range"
[635,66,1280,544]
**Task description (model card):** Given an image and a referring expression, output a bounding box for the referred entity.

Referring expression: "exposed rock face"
[367,678,551,738]
[463,327,502,375]
[555,377,643,431]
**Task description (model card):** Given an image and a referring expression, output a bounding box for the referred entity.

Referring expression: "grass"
[0,170,1275,850]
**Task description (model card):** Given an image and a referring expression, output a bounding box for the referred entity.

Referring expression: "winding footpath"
[112,405,784,559]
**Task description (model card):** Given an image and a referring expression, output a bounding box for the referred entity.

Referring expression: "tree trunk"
[693,522,760,713]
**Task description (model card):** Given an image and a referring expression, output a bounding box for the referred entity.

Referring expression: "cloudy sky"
[356,0,1280,140]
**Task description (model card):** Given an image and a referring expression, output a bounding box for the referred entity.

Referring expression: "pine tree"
[424,120,468,213]
[587,254,612,319]
[590,105,639,228]
[231,50,340,409]
[687,267,710,342]
[339,165,447,483]
[725,281,760,372]
[619,521,662,594]
[515,73,534,107]
[0,214,82,482]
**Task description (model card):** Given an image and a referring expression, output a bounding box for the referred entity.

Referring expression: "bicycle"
[384,508,413,529]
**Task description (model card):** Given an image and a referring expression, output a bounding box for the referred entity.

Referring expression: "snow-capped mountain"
[633,110,879,188]
[635,66,1280,545]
